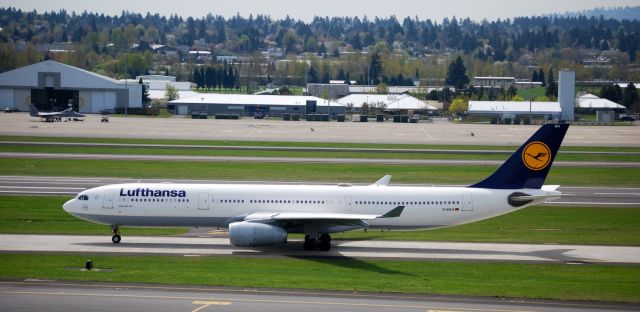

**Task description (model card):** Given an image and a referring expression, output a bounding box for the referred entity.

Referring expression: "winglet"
[372,175,392,186]
[379,206,404,218]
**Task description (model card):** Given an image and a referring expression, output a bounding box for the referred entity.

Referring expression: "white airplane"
[29,105,85,122]
[63,123,569,251]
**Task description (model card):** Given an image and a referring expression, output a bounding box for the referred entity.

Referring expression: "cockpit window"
[78,195,89,200]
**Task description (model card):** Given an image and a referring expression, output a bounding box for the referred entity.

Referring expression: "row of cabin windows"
[127,198,190,203]
[223,199,327,204]
[355,200,460,206]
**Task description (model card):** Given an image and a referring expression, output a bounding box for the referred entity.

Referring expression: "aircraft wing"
[242,206,404,231]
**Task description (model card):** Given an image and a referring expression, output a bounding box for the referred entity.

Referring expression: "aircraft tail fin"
[29,105,39,117]
[469,123,569,190]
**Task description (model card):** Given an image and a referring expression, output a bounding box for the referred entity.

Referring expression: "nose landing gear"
[111,225,121,244]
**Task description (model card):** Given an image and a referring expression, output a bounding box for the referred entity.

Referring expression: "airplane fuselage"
[64,182,553,232]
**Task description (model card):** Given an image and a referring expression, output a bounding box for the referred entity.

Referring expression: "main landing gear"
[111,225,121,244]
[304,234,331,251]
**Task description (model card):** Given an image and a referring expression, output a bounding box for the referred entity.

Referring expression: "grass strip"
[1,145,637,162]
[0,196,185,236]
[0,253,638,303]
[1,135,639,152]
[3,196,638,246]
[333,205,640,245]
[0,158,638,187]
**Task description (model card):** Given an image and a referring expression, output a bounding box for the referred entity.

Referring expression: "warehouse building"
[0,60,141,113]
[168,93,345,117]
[336,94,437,114]
[468,101,562,122]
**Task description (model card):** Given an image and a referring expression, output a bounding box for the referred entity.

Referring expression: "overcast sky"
[3,0,638,22]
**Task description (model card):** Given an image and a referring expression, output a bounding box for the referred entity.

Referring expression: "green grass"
[0,196,185,235]
[0,254,638,303]
[2,135,639,152]
[517,87,546,100]
[333,206,640,245]
[2,195,638,246]
[1,145,637,162]
[0,158,638,186]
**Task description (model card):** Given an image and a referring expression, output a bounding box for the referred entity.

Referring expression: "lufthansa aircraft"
[63,124,569,251]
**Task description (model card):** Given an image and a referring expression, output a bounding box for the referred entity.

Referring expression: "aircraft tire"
[112,234,121,244]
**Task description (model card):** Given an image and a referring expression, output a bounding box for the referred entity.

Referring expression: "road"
[1,234,639,264]
[0,175,638,206]
[1,151,639,167]
[0,280,637,312]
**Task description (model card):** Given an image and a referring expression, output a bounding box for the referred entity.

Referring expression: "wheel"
[303,235,316,251]
[112,234,121,244]
[318,234,331,251]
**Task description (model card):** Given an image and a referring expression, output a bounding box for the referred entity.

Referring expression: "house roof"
[576,94,626,109]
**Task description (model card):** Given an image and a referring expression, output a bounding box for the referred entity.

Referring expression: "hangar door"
[91,91,116,113]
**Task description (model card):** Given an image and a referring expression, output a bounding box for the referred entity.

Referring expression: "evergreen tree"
[623,83,638,108]
[369,52,383,85]
[538,68,546,86]
[531,70,538,83]
[139,78,150,105]
[445,56,469,91]
[307,66,319,83]
[545,69,557,99]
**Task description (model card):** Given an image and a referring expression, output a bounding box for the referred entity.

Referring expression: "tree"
[369,52,383,85]
[165,84,179,102]
[375,83,389,94]
[545,69,557,99]
[139,78,150,105]
[445,56,469,91]
[538,68,545,86]
[448,97,468,116]
[507,85,518,99]
[623,83,638,108]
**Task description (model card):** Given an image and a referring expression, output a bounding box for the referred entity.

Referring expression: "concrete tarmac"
[2,280,636,312]
[1,175,638,206]
[1,234,639,264]
[1,113,638,147]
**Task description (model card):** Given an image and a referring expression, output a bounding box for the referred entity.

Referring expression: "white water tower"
[558,70,575,122]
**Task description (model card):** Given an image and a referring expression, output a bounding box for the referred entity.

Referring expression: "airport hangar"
[0,60,141,113]
[168,93,346,117]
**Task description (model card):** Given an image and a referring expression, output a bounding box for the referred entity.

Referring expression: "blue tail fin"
[469,123,569,189]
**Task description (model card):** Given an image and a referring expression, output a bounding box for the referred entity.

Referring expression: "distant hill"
[554,6,640,21]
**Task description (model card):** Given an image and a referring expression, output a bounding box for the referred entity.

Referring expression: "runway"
[1,234,639,264]
[1,175,638,206]
[2,280,636,312]
[1,151,639,167]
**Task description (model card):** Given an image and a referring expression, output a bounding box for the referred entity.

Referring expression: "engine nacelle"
[228,221,288,247]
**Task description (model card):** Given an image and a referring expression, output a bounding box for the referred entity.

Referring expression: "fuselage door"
[198,192,209,210]
[103,190,114,209]
[345,196,352,213]
[462,192,473,211]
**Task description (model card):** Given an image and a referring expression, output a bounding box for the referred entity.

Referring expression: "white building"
[337,94,437,113]
[468,101,561,121]
[576,94,626,109]
[168,93,345,117]
[0,60,141,113]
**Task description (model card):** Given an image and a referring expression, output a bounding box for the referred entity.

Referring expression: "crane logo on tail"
[522,141,551,171]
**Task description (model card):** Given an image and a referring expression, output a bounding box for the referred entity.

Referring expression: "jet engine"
[228,221,288,247]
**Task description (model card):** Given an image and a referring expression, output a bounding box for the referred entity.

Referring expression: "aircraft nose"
[63,198,75,213]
